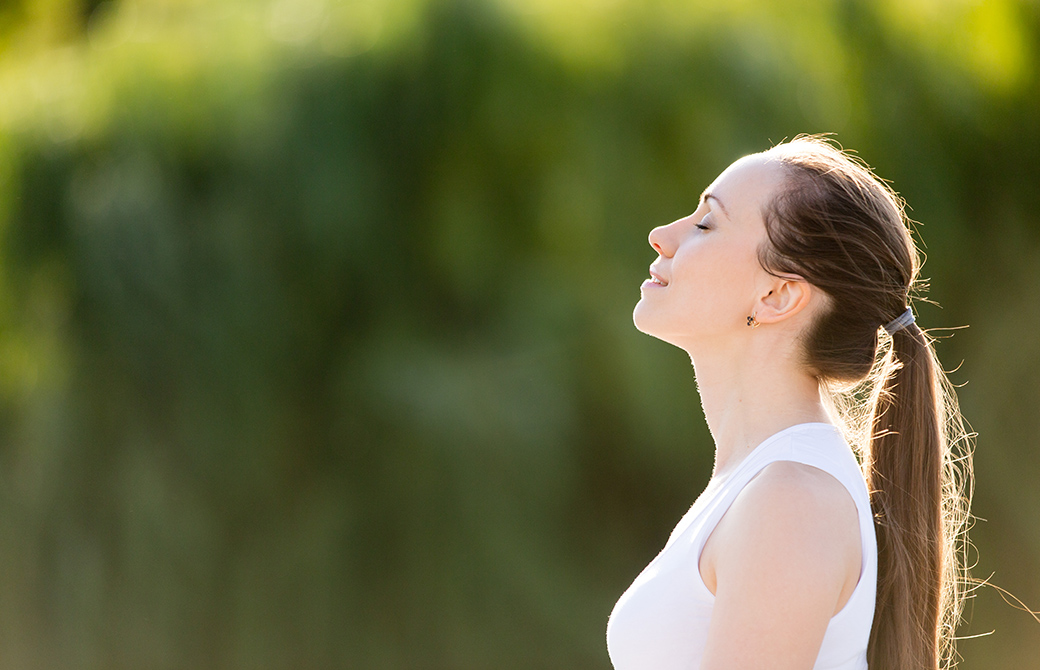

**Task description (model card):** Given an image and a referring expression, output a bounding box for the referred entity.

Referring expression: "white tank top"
[606,423,877,670]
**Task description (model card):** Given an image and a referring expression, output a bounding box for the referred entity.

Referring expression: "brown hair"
[759,136,973,670]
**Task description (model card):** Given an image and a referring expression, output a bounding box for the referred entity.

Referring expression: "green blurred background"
[0,0,1037,667]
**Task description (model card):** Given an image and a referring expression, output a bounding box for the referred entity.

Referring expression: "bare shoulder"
[700,460,862,602]
[697,461,864,668]
[742,460,860,526]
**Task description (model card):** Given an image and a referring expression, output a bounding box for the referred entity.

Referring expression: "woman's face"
[633,153,786,349]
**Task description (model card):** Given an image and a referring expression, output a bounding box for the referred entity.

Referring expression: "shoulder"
[700,460,861,598]
[696,461,865,668]
[741,460,860,530]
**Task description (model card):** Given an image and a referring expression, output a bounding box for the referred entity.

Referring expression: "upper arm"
[698,462,862,670]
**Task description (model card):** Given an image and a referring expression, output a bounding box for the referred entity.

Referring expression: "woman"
[606,136,972,670]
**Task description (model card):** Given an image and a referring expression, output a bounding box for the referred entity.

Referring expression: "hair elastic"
[883,307,915,335]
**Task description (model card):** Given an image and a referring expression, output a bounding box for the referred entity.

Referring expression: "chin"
[632,301,665,338]
[632,304,699,351]
[632,301,652,334]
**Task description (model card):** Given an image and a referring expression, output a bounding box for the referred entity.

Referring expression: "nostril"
[649,230,663,253]
[648,224,674,257]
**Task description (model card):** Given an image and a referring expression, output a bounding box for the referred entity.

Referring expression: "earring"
[747,314,759,328]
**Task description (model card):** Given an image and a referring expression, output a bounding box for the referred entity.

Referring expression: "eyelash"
[696,223,711,231]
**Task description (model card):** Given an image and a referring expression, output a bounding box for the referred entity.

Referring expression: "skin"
[633,152,863,669]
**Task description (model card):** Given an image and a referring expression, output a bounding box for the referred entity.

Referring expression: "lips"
[648,267,669,286]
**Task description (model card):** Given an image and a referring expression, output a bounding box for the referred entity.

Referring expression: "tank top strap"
[686,423,868,579]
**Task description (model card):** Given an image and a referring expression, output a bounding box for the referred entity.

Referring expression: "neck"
[685,335,830,479]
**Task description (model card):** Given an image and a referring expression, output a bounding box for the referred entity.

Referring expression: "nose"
[648,219,679,257]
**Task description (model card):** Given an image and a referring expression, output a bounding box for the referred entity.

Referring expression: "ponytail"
[759,135,974,670]
[864,325,972,670]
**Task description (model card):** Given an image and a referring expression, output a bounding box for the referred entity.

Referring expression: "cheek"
[683,244,763,319]
[685,242,758,293]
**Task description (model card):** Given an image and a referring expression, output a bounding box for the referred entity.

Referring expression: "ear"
[753,275,813,325]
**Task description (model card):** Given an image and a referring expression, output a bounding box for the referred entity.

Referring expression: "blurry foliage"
[0,0,1038,667]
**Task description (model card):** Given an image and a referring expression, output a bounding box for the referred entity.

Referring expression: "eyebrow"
[700,190,729,218]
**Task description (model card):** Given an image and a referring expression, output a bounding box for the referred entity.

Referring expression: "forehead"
[706,153,786,219]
